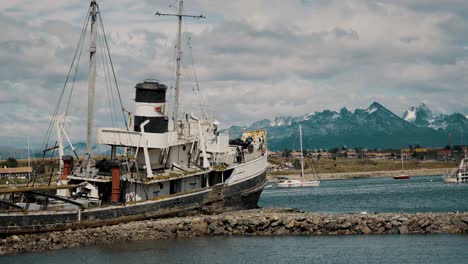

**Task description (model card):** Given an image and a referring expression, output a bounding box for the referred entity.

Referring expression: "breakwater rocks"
[2,208,468,255]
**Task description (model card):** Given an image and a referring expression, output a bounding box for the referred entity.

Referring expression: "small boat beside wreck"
[0,0,267,235]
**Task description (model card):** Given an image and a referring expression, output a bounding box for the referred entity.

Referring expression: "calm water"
[3,175,468,263]
[3,235,468,264]
[260,175,468,213]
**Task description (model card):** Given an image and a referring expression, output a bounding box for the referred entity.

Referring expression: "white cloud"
[1,0,468,147]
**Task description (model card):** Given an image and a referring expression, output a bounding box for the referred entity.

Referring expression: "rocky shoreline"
[270,168,451,181]
[2,208,468,255]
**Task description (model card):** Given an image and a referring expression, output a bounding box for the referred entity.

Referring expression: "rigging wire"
[41,6,92,154]
[63,12,91,136]
[185,33,208,119]
[97,20,118,130]
[97,7,128,130]
[97,20,114,127]
[34,5,130,184]
[64,17,90,119]
[168,0,178,9]
[186,34,200,92]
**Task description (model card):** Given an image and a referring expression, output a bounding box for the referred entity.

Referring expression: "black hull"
[0,171,267,235]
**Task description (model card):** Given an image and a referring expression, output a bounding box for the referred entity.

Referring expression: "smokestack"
[110,160,121,202]
[61,155,74,180]
[133,81,168,133]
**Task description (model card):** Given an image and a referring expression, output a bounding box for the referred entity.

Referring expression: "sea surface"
[3,175,468,263]
[3,235,468,264]
[259,175,468,213]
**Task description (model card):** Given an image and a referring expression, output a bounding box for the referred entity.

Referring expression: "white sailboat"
[394,149,410,180]
[276,124,320,188]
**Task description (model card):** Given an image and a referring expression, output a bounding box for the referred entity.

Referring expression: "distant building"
[0,167,32,179]
[346,150,358,159]
[290,151,302,158]
[437,150,452,159]
[363,152,394,159]
[319,152,333,159]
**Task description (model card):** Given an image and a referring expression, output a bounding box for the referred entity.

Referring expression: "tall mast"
[155,0,205,123]
[174,0,183,122]
[299,124,304,179]
[87,0,98,174]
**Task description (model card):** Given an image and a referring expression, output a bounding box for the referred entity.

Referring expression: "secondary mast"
[155,0,205,123]
[175,0,183,122]
[86,0,98,175]
[299,124,304,179]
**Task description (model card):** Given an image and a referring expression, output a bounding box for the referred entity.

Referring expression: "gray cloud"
[1,0,468,148]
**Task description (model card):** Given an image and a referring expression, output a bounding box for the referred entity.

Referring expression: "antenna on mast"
[155,0,205,123]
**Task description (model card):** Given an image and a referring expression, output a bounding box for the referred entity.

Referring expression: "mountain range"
[223,102,468,151]
[1,102,466,159]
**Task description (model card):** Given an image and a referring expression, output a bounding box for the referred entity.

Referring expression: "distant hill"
[2,102,466,157]
[223,102,468,151]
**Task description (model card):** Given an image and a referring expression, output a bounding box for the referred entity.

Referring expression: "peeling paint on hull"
[0,171,267,235]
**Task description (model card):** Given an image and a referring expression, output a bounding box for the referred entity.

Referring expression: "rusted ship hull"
[0,170,267,235]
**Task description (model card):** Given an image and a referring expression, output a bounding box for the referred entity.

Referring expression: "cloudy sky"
[1,0,468,148]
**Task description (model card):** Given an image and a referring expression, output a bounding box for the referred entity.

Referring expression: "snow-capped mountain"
[250,113,318,128]
[224,102,468,151]
[402,103,434,127]
[3,102,464,157]
[402,103,467,130]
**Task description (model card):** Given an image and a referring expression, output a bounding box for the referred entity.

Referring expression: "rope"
[41,6,92,154]
[185,33,208,119]
[97,7,128,130]
[65,16,89,118]
[63,12,91,135]
[97,20,116,129]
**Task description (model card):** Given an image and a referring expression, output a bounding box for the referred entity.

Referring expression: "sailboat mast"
[401,149,404,170]
[87,0,98,172]
[174,0,183,122]
[299,124,304,179]
[27,137,31,182]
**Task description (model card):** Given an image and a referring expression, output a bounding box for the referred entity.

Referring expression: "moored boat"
[276,124,320,188]
[443,158,468,184]
[276,179,320,188]
[394,150,410,180]
[0,0,267,235]
[393,174,410,180]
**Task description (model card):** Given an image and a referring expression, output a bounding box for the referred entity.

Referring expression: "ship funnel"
[61,155,74,180]
[110,160,121,203]
[133,80,168,133]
